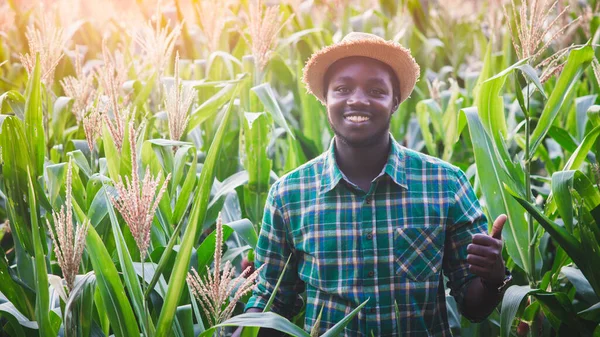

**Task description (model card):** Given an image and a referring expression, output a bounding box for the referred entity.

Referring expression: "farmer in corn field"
[235,32,512,336]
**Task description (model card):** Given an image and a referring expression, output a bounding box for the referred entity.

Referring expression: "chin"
[336,132,382,148]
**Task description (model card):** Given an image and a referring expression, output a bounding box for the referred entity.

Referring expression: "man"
[235,32,511,336]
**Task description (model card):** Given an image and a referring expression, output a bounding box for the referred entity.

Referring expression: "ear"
[392,96,400,112]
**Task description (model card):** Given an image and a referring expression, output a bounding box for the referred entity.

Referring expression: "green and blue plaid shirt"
[245,134,487,336]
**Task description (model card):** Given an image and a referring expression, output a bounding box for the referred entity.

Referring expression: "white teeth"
[345,115,370,123]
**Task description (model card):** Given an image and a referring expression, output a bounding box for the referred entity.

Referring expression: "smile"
[345,115,370,123]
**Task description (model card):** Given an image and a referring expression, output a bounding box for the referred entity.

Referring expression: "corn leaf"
[562,124,600,171]
[296,59,326,152]
[463,107,534,276]
[320,299,369,337]
[505,183,583,262]
[155,84,239,336]
[242,112,272,226]
[500,285,533,337]
[416,99,441,156]
[144,220,183,299]
[198,312,311,337]
[188,82,238,131]
[27,171,57,337]
[226,219,258,250]
[105,191,155,337]
[0,90,25,118]
[0,247,34,320]
[23,54,44,178]
[1,117,34,254]
[552,170,600,233]
[545,124,600,215]
[529,45,595,155]
[251,83,295,139]
[64,272,97,337]
[84,223,141,337]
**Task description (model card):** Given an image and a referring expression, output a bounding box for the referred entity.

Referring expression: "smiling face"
[324,56,399,148]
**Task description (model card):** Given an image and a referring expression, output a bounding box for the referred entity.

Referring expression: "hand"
[466,214,507,285]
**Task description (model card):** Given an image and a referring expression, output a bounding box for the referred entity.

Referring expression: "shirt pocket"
[394,226,444,281]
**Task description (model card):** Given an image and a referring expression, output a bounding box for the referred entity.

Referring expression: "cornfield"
[0,0,599,336]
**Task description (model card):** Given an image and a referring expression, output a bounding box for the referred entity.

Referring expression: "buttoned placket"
[360,181,379,335]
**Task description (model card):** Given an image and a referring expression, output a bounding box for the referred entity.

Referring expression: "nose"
[347,89,370,107]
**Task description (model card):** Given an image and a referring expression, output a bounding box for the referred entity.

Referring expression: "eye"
[334,86,350,93]
[370,88,385,96]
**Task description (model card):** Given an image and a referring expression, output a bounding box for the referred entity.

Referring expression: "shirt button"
[368,271,374,277]
[365,197,372,205]
[366,233,373,240]
[370,308,376,314]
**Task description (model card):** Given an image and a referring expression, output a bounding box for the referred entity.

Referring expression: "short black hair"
[322,57,401,103]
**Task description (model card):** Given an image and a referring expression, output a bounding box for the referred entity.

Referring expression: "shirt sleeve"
[443,167,488,322]
[244,182,303,318]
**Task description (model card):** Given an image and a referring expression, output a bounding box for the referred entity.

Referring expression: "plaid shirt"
[245,134,487,336]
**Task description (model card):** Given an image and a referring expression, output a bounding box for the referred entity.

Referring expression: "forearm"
[461,277,503,321]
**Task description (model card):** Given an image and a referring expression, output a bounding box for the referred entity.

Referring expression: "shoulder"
[399,146,468,194]
[268,153,326,198]
[401,146,460,174]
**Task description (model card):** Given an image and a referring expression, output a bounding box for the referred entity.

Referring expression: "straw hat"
[302,32,420,105]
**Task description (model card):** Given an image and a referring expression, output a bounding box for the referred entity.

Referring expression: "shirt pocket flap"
[394,226,444,281]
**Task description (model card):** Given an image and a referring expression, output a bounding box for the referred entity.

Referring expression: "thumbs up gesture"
[466,214,507,285]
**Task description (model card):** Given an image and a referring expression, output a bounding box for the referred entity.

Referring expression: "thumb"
[491,214,507,240]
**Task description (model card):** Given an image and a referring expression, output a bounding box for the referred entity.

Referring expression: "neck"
[334,133,391,185]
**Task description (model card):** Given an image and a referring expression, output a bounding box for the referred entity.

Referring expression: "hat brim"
[302,38,420,105]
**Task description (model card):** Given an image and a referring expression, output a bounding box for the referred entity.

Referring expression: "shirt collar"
[319,133,408,194]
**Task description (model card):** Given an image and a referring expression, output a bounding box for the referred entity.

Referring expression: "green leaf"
[51,96,73,144]
[27,171,57,337]
[463,107,533,275]
[132,73,156,109]
[563,124,600,171]
[198,312,311,337]
[320,299,369,337]
[144,220,183,299]
[85,224,141,337]
[1,117,34,254]
[516,63,547,99]
[155,83,239,336]
[251,83,295,139]
[529,45,595,155]
[478,58,528,140]
[226,219,258,250]
[416,99,441,156]
[105,190,155,336]
[68,150,93,178]
[0,302,35,334]
[505,183,583,262]
[64,272,97,337]
[263,254,292,313]
[0,90,25,118]
[188,82,238,131]
[500,285,532,337]
[0,247,34,320]
[207,171,249,209]
[102,123,121,181]
[24,53,45,178]
[561,266,599,303]
[242,110,272,225]
[552,170,600,233]
[196,225,234,276]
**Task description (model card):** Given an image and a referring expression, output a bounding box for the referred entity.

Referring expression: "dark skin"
[234,57,507,336]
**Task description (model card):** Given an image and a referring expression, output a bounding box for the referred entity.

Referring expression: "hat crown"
[341,32,384,43]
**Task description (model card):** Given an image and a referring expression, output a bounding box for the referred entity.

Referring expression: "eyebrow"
[332,76,389,86]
